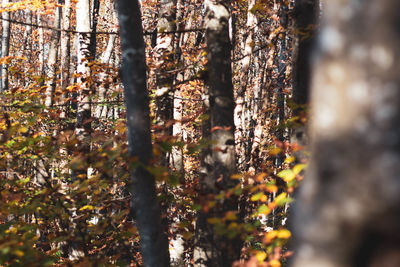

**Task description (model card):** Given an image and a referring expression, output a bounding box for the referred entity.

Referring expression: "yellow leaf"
[264,230,278,243]
[255,251,267,262]
[79,205,94,211]
[274,192,287,206]
[277,229,291,239]
[284,156,295,164]
[293,164,307,175]
[13,250,24,257]
[269,147,282,156]
[277,169,296,182]
[269,259,281,267]
[230,174,242,180]
[258,204,270,215]
[18,126,28,133]
[251,192,264,202]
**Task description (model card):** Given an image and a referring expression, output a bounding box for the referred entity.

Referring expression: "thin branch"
[0,17,203,35]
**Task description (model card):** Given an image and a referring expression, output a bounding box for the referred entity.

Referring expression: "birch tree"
[195,1,240,266]
[75,0,92,173]
[45,6,61,107]
[155,0,177,167]
[1,0,10,91]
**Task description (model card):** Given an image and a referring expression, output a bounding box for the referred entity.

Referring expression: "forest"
[1,0,400,266]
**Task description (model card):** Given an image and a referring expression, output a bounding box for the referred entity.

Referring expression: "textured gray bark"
[195,1,240,266]
[290,0,400,266]
[116,0,170,266]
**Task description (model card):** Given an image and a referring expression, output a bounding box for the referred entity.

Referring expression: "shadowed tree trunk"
[155,0,177,167]
[291,0,400,266]
[290,0,319,160]
[195,0,241,266]
[116,0,170,266]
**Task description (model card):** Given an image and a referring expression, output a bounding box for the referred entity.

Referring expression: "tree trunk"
[37,13,44,78]
[195,1,240,266]
[155,0,177,167]
[116,0,170,266]
[290,0,400,266]
[45,6,61,107]
[60,0,71,92]
[95,0,117,118]
[290,0,319,160]
[1,0,10,92]
[234,0,257,171]
[75,0,92,167]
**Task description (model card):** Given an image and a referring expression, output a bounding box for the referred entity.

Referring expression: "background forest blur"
[1,0,400,266]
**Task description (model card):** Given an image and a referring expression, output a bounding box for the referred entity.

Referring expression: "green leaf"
[251,192,264,202]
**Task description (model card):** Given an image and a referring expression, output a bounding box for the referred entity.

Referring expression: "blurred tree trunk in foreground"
[117,0,170,266]
[291,0,400,266]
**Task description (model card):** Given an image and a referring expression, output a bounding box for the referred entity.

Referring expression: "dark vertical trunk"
[195,1,240,266]
[291,0,319,160]
[116,0,170,266]
[291,0,400,266]
[90,0,100,59]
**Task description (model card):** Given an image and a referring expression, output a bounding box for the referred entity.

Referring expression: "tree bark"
[75,0,92,165]
[234,0,257,171]
[195,1,240,266]
[37,13,44,78]
[95,1,117,119]
[1,0,10,92]
[155,0,177,167]
[290,0,319,160]
[60,0,72,92]
[290,0,400,266]
[45,7,61,107]
[116,0,170,266]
